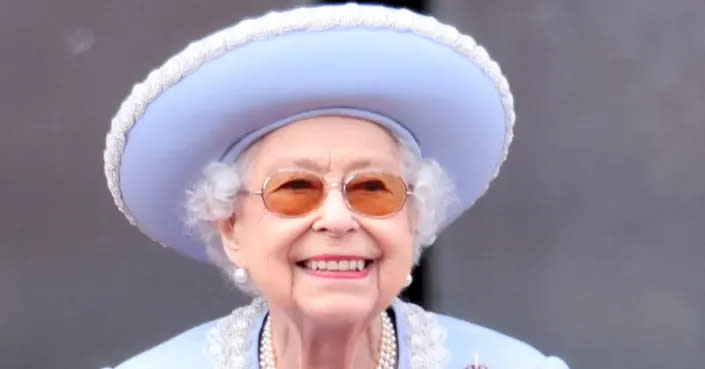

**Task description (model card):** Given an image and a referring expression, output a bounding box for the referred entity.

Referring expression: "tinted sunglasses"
[240,170,413,217]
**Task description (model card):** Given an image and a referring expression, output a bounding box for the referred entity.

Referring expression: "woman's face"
[218,116,415,322]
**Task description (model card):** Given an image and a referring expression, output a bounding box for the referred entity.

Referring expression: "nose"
[311,186,359,237]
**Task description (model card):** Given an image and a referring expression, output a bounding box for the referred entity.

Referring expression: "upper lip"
[297,254,373,262]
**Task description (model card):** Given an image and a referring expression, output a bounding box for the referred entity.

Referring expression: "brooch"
[465,353,488,369]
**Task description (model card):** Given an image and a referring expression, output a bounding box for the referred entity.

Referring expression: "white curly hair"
[184,130,457,291]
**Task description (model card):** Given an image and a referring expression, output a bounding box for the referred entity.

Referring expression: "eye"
[350,179,388,192]
[278,179,315,190]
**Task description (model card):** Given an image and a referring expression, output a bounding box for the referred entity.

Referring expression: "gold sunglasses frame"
[240,170,414,218]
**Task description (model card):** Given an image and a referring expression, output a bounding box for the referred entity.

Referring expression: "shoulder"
[109,298,268,369]
[434,313,569,369]
[392,299,569,368]
[111,319,217,369]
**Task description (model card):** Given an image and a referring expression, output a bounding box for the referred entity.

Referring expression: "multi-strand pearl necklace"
[259,312,397,369]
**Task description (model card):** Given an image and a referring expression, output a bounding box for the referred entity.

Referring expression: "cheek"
[364,216,415,291]
[237,200,297,261]
[382,211,415,259]
[237,211,312,301]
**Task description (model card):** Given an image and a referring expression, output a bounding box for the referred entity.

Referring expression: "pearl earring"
[405,273,413,287]
[233,267,249,284]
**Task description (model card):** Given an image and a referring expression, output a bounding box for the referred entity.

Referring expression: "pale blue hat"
[104,3,515,262]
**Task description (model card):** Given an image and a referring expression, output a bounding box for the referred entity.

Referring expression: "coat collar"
[206,298,449,369]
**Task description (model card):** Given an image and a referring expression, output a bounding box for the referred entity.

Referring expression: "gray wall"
[1,1,703,368]
[1,1,300,368]
[429,1,705,368]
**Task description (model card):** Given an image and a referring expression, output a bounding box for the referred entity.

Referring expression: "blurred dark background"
[1,0,703,368]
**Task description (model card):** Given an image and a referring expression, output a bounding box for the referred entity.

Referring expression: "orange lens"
[262,172,325,216]
[344,173,408,216]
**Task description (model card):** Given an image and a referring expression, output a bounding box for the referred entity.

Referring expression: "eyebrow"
[265,157,392,173]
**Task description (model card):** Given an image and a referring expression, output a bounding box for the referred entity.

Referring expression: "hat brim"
[104,4,514,262]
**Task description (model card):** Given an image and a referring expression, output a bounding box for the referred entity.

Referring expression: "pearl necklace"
[259,312,397,369]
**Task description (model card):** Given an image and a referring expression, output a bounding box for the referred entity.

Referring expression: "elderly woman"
[103,3,569,369]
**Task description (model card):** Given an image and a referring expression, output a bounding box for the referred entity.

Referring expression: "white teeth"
[302,259,368,271]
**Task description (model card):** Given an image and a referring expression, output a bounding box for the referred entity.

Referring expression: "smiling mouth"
[295,259,374,272]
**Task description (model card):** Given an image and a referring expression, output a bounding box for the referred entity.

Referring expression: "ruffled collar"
[205,298,449,369]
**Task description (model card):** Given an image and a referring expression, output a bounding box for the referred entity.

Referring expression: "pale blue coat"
[106,299,568,369]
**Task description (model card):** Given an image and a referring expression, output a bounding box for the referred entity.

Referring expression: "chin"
[295,294,380,325]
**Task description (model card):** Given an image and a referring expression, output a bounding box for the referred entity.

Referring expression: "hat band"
[219,107,422,164]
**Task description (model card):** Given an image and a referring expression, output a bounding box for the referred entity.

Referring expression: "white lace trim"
[206,298,268,369]
[396,301,450,368]
[205,298,450,369]
[104,3,515,228]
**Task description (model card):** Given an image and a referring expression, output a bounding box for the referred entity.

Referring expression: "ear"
[406,199,419,234]
[214,215,244,267]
